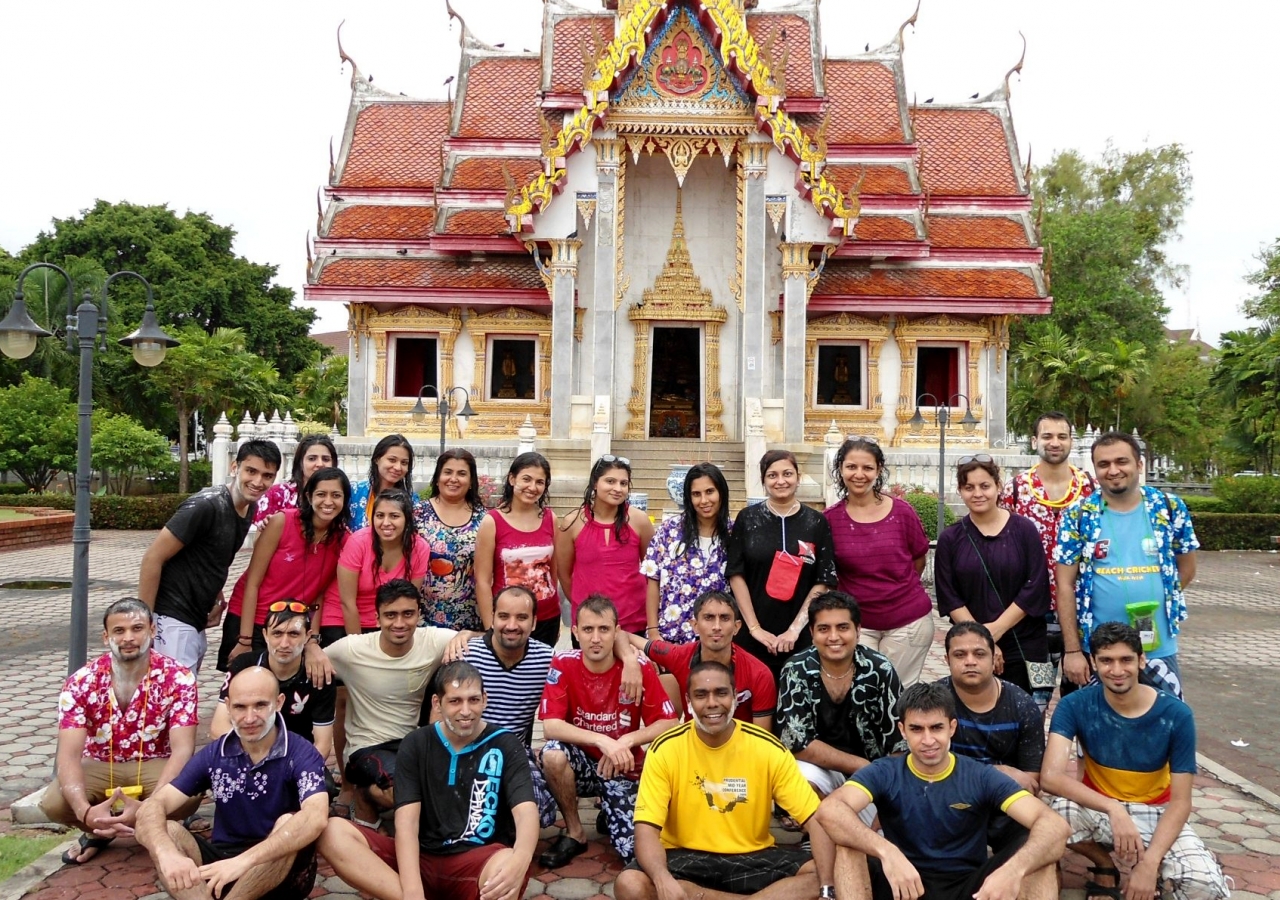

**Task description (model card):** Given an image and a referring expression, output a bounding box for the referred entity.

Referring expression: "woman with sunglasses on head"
[558,454,654,637]
[727,450,837,681]
[640,462,733,643]
[475,453,562,646]
[824,436,934,686]
[252,434,339,527]
[414,449,487,631]
[219,466,352,672]
[934,455,1051,700]
[348,434,419,531]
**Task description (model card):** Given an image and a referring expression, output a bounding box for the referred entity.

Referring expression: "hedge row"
[0,493,189,529]
[1187,513,1280,552]
[0,483,30,496]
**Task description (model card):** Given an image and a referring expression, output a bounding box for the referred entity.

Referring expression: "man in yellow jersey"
[615,661,834,900]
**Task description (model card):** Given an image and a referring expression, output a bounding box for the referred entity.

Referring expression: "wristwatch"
[820,886,837,900]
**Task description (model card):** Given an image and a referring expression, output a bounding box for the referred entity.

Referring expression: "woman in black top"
[727,450,837,680]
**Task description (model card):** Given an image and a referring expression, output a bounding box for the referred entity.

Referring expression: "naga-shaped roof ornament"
[336,21,362,89]
[869,0,919,56]
[446,0,505,53]
[978,31,1026,103]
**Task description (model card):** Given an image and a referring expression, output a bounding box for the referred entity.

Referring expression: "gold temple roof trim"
[505,0,859,237]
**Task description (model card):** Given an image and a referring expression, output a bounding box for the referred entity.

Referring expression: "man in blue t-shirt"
[135,666,330,900]
[1055,432,1198,698]
[1041,623,1228,900]
[816,682,1069,900]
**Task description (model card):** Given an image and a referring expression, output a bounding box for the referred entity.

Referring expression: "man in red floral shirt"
[999,412,1097,706]
[40,598,199,864]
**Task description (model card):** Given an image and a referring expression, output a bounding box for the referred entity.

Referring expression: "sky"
[2,0,1276,344]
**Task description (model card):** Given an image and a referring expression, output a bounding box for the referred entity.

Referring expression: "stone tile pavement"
[0,533,1278,900]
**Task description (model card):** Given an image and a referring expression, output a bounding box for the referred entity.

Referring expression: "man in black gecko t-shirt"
[318,660,537,900]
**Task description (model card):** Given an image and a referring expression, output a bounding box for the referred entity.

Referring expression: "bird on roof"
[494,42,505,48]
[924,97,933,103]
[567,230,579,239]
[444,75,455,85]
[865,43,870,51]
[969,92,979,99]
[780,27,787,39]
[397,249,409,255]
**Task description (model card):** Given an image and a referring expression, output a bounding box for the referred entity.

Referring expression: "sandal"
[1085,866,1123,900]
[62,833,112,866]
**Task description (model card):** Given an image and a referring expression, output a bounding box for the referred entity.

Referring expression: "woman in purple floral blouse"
[641,463,733,642]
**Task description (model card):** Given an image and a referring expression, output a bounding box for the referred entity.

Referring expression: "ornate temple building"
[306,0,1049,460]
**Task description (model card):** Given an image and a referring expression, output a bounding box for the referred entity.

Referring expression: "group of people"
[39,415,1227,900]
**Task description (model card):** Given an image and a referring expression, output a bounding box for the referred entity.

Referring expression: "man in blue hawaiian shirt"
[1054,431,1198,699]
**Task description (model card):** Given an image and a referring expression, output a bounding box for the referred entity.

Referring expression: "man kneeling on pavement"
[817,682,1070,900]
[136,666,329,900]
[319,660,537,900]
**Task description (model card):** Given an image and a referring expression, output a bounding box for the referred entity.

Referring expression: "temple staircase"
[610,440,747,519]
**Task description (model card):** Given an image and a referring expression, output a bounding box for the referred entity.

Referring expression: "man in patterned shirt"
[40,598,199,865]
[775,593,906,810]
[999,411,1096,707]
[1055,431,1198,699]
[136,666,330,900]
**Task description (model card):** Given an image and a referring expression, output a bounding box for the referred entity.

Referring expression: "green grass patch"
[0,509,36,522]
[0,832,67,881]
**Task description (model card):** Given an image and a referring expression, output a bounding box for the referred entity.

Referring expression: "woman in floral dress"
[414,449,487,631]
[641,463,732,643]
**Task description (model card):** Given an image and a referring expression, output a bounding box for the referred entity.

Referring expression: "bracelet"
[236,636,252,646]
[645,626,660,633]
[1064,649,1083,655]
[307,634,321,645]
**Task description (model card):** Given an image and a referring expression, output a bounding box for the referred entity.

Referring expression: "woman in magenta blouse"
[823,436,934,686]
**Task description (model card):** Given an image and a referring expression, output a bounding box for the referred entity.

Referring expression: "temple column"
[346,304,372,438]
[739,141,770,411]
[593,138,625,412]
[547,239,581,440]
[780,242,812,444]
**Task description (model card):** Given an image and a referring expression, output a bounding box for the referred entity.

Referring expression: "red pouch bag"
[765,550,803,601]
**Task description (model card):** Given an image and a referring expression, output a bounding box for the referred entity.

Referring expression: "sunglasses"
[599,454,631,467]
[956,454,995,466]
[846,434,880,445]
[268,601,310,614]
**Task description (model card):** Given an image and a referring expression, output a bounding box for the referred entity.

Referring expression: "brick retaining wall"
[0,507,74,549]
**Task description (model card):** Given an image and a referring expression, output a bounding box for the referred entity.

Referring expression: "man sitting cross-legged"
[135,667,330,900]
[817,682,1070,900]
[616,660,834,900]
[1041,622,1229,900]
[318,661,538,900]
[41,597,199,865]
[939,621,1045,851]
[775,592,906,809]
[630,589,777,731]
[538,593,678,867]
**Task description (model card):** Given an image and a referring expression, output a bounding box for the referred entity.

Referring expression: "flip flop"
[1085,866,1123,900]
[62,833,112,866]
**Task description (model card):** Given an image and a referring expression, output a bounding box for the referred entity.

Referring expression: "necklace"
[820,662,853,680]
[765,499,800,517]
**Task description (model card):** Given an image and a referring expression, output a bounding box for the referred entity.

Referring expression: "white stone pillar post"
[548,238,582,440]
[211,414,233,488]
[780,242,812,444]
[517,415,538,455]
[744,398,767,502]
[740,142,770,426]
[592,138,625,420]
[590,396,611,464]
[823,421,842,507]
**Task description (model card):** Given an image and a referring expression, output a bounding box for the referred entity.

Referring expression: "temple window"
[488,337,538,401]
[390,335,439,398]
[814,343,865,407]
[915,344,963,404]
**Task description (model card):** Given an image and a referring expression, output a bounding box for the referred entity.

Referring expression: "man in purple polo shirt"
[136,667,329,900]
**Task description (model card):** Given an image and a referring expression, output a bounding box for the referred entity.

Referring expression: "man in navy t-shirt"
[135,667,330,900]
[817,682,1069,900]
[318,660,538,900]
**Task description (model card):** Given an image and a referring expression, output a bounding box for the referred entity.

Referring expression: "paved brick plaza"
[1,533,1278,900]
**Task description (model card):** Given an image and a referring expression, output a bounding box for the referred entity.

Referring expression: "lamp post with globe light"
[410,384,477,456]
[0,264,178,673]
[907,392,979,539]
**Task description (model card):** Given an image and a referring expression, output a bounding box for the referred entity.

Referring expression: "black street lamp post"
[907,392,979,538]
[0,264,178,674]
[410,385,478,456]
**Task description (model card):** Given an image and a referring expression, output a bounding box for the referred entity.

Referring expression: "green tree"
[1126,342,1219,478]
[145,326,290,492]
[18,201,319,380]
[292,351,348,432]
[0,374,77,491]
[91,413,172,495]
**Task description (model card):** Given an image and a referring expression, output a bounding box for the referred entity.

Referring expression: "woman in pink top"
[557,455,654,636]
[823,436,934,686]
[219,467,351,671]
[319,489,429,641]
[474,453,561,647]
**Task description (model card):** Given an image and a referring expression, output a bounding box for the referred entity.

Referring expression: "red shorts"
[356,826,524,900]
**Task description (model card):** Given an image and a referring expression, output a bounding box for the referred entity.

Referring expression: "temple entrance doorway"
[649,326,702,439]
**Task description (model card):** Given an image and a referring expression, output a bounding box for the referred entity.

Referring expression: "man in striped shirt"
[461,585,557,825]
